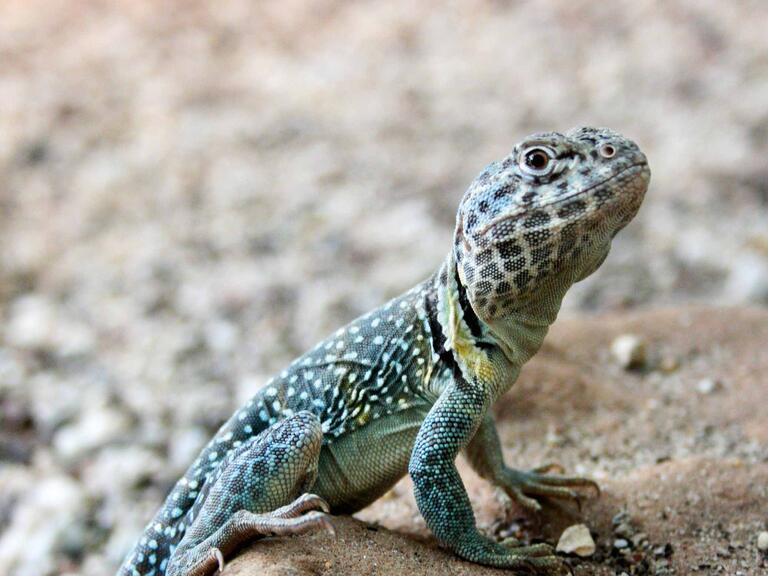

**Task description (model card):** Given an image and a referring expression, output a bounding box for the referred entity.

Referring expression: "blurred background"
[0,1,766,574]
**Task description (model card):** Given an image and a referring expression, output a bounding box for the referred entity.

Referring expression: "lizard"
[118,126,650,576]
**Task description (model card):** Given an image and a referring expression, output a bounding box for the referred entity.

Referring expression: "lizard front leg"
[464,413,599,513]
[408,379,566,573]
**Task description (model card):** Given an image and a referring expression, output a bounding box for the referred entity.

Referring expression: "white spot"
[371,318,381,328]
[304,371,314,380]
[373,335,384,345]
[272,400,281,412]
[287,386,295,397]
[354,335,364,344]
[208,452,218,461]
[289,375,298,384]
[266,387,278,397]
[335,340,345,350]
[300,391,309,400]
[349,326,360,334]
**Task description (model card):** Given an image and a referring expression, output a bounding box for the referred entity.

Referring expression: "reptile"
[118,126,650,576]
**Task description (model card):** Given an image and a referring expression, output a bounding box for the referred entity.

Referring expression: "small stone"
[614,538,629,549]
[658,355,680,373]
[653,543,674,557]
[53,406,133,463]
[556,524,596,557]
[631,532,648,548]
[696,378,720,395]
[757,531,768,551]
[614,521,635,539]
[610,334,646,369]
[612,510,632,527]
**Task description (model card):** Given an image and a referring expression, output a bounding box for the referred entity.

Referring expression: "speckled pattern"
[119,127,650,576]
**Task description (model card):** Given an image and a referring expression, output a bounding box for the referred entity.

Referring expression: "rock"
[4,295,57,350]
[758,531,768,551]
[555,524,596,557]
[610,334,647,370]
[614,521,635,539]
[614,538,629,549]
[53,406,133,464]
[695,378,720,395]
[3,294,95,356]
[0,475,88,576]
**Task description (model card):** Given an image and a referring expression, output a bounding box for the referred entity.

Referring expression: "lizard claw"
[212,547,225,574]
[500,467,600,513]
[532,462,565,475]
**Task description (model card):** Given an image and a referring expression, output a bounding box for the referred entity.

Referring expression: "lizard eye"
[599,143,616,158]
[520,146,556,176]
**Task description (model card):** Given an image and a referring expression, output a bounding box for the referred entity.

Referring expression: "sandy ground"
[0,1,767,575]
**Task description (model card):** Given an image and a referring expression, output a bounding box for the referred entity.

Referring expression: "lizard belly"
[312,406,427,513]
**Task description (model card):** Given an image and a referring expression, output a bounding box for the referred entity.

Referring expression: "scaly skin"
[118,126,650,575]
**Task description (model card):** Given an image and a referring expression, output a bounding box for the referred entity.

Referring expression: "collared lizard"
[118,126,650,576]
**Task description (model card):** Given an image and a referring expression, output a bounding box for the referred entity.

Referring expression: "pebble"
[758,531,768,551]
[556,524,596,557]
[696,378,720,395]
[0,475,88,576]
[53,406,133,464]
[610,334,647,370]
[614,521,635,539]
[614,538,629,549]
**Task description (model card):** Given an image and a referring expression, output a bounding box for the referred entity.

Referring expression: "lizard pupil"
[525,149,550,170]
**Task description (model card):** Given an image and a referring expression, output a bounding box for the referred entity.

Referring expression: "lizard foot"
[269,493,331,519]
[456,533,571,574]
[234,509,336,538]
[500,466,600,513]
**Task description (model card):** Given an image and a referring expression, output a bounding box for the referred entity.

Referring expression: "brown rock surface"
[226,308,768,575]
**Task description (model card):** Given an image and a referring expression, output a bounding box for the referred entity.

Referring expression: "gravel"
[1,1,767,575]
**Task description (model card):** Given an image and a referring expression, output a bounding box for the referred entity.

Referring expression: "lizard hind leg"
[166,411,332,576]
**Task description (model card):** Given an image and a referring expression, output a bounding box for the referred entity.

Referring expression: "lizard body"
[119,127,650,575]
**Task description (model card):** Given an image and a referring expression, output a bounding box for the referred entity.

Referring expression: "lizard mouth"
[477,162,649,239]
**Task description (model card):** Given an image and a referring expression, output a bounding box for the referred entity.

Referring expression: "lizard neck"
[432,253,572,391]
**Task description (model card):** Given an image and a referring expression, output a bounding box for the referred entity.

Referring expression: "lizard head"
[453,126,650,320]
